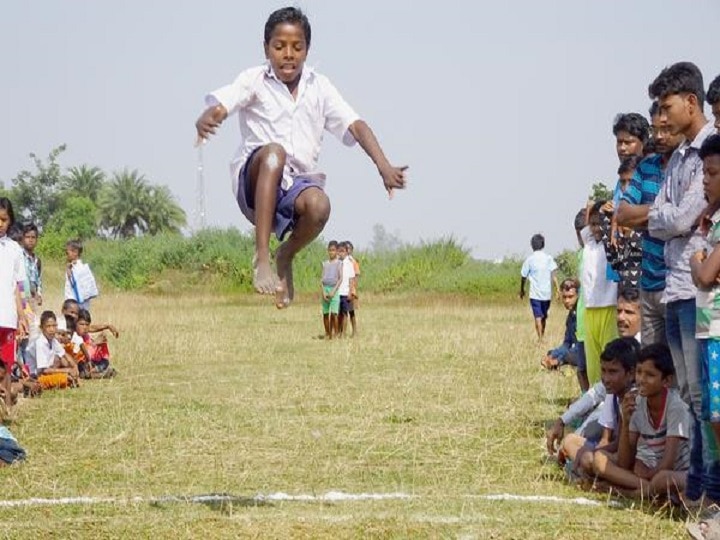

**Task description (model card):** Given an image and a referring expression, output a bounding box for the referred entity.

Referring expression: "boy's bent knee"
[258,143,287,171]
[297,189,331,225]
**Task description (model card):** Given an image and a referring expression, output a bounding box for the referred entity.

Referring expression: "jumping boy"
[520,234,559,340]
[195,7,407,308]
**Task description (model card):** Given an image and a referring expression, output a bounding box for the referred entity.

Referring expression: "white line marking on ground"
[0,491,621,509]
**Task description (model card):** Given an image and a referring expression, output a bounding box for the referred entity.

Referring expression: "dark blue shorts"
[340,295,353,315]
[238,147,324,241]
[530,299,551,319]
[575,342,587,373]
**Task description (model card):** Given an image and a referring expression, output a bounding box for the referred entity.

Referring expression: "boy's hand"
[620,390,637,420]
[195,105,228,144]
[16,315,28,339]
[108,325,119,339]
[379,165,408,199]
[546,418,564,455]
[519,290,525,300]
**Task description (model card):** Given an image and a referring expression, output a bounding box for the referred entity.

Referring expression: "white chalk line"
[0,491,621,509]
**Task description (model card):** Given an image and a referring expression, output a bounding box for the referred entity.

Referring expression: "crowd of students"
[320,240,360,339]
[0,197,118,466]
[521,61,720,538]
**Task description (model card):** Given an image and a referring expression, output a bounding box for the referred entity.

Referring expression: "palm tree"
[98,169,151,238]
[63,165,106,203]
[146,185,187,235]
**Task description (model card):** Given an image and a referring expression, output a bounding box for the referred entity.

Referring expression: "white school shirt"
[580,227,617,308]
[27,336,65,371]
[338,258,356,296]
[205,63,361,195]
[520,250,557,301]
[0,236,27,329]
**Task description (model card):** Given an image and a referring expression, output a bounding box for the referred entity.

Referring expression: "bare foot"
[253,254,278,295]
[274,246,293,309]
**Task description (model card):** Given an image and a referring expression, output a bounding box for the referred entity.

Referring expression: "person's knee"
[259,143,287,172]
[297,189,331,226]
[588,450,603,474]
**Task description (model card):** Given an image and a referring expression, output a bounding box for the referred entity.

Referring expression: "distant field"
[0,291,690,539]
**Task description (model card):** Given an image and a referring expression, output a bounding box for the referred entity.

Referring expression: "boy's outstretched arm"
[348,120,407,199]
[195,105,228,143]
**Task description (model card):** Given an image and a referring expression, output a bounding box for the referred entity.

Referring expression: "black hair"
[65,238,83,256]
[560,278,580,292]
[573,208,586,231]
[77,309,92,324]
[530,234,545,251]
[0,197,15,228]
[649,62,705,106]
[589,200,606,219]
[65,315,76,334]
[40,310,57,327]
[22,222,38,235]
[600,337,640,373]
[617,155,641,176]
[708,74,720,106]
[327,240,338,248]
[613,113,650,146]
[699,134,720,161]
[338,241,348,249]
[8,225,23,243]
[264,7,311,48]
[637,343,675,378]
[62,299,79,312]
[618,286,640,304]
[346,241,354,250]
[648,101,660,118]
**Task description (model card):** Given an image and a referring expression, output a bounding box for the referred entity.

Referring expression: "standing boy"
[195,7,407,309]
[519,234,559,340]
[346,241,360,337]
[337,242,356,338]
[320,240,342,340]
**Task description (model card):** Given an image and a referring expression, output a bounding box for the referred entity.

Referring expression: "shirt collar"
[688,120,717,151]
[264,62,315,84]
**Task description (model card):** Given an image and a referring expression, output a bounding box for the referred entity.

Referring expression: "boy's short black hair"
[589,201,606,219]
[40,310,57,327]
[638,343,675,378]
[613,113,650,146]
[346,241,354,250]
[600,337,640,373]
[62,299,79,312]
[648,101,659,118]
[530,234,545,251]
[66,238,83,256]
[708,74,720,106]
[649,61,705,106]
[617,155,641,176]
[264,7,311,47]
[327,240,338,248]
[338,241,348,250]
[0,198,15,228]
[699,134,720,161]
[573,208,587,231]
[560,278,580,292]
[22,222,38,235]
[77,309,92,324]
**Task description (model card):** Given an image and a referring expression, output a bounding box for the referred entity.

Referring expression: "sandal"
[688,517,720,540]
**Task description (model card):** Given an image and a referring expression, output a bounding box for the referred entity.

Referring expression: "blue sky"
[1,1,718,258]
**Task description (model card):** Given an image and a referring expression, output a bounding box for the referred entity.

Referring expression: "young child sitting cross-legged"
[591,344,690,498]
[26,311,79,388]
[74,309,117,378]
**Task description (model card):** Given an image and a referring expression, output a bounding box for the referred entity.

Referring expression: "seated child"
[74,309,117,378]
[592,344,690,497]
[560,337,639,479]
[25,311,79,388]
[61,299,119,338]
[541,278,580,370]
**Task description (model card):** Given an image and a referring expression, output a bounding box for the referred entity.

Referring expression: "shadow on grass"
[150,494,274,515]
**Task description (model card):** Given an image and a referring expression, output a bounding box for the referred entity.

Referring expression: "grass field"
[0,291,694,539]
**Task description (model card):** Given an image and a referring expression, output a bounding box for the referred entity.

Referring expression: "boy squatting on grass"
[195,7,407,309]
[519,233,560,341]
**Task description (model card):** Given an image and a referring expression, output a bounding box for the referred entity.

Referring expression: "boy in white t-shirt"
[26,311,79,383]
[337,242,356,338]
[519,234,559,341]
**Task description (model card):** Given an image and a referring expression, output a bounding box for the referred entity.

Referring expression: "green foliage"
[63,165,106,203]
[45,196,97,241]
[590,182,613,202]
[555,249,579,280]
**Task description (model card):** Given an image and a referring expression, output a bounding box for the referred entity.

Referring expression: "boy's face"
[588,214,603,242]
[713,101,720,132]
[618,169,634,186]
[76,319,89,336]
[635,359,669,398]
[651,114,683,156]
[327,245,337,260]
[658,93,693,137]
[63,304,79,321]
[22,230,37,251]
[66,246,79,263]
[41,318,58,340]
[617,298,641,338]
[601,359,634,395]
[0,209,10,237]
[703,154,720,205]
[561,288,578,310]
[337,246,347,260]
[264,22,308,85]
[615,130,643,161]
[56,329,70,344]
